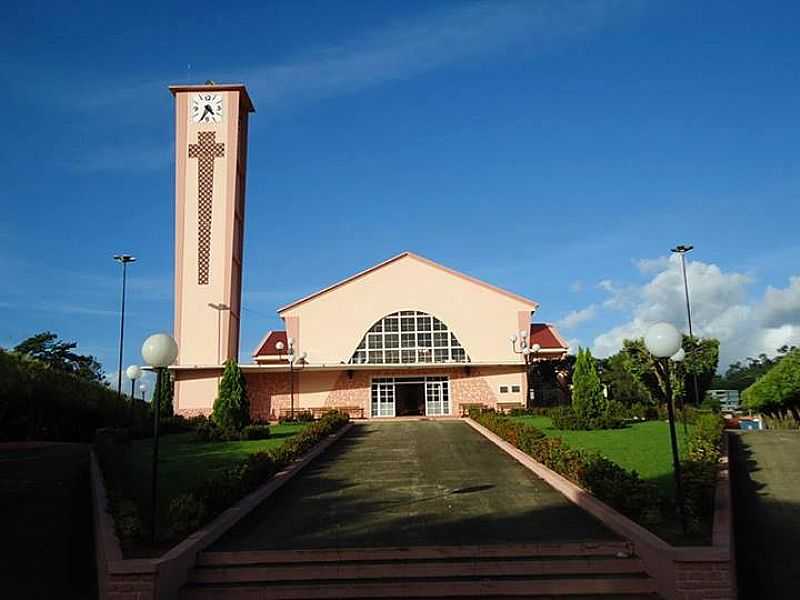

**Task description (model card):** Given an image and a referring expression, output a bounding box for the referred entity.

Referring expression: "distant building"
[707,389,740,413]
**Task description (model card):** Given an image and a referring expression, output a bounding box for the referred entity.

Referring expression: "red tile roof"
[530,323,569,350]
[253,330,288,357]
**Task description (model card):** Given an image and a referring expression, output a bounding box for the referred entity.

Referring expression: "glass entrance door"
[371,378,395,417]
[425,377,450,416]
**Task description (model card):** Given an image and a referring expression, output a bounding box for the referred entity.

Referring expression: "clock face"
[191,93,224,123]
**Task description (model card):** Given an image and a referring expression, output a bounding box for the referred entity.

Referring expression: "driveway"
[213,420,616,550]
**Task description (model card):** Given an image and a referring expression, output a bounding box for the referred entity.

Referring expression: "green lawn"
[511,415,693,497]
[121,422,308,547]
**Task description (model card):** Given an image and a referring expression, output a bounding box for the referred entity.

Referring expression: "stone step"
[197,541,634,566]
[181,575,658,599]
[189,556,647,584]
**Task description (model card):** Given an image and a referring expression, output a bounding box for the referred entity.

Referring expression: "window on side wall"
[499,385,509,393]
[511,385,521,393]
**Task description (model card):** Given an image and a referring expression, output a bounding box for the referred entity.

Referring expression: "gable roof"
[530,323,569,351]
[252,330,288,357]
[277,251,539,314]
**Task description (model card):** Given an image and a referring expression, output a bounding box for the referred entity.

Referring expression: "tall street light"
[671,244,701,409]
[139,383,147,402]
[645,322,688,533]
[141,332,179,544]
[114,254,136,400]
[208,302,230,365]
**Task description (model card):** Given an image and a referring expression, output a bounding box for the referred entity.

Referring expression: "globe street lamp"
[141,333,178,543]
[644,322,687,533]
[126,364,142,400]
[511,331,540,407]
[113,254,136,400]
[139,383,147,402]
[126,364,142,425]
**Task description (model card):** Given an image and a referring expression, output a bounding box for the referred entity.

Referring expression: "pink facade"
[240,365,523,421]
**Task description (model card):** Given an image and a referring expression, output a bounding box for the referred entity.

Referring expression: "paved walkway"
[733,431,800,600]
[213,420,616,551]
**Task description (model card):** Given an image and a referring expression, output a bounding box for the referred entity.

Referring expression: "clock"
[191,93,224,123]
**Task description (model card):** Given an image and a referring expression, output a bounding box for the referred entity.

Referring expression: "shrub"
[195,419,241,442]
[681,413,725,534]
[242,424,271,440]
[550,406,580,430]
[114,498,144,540]
[194,411,350,521]
[278,410,314,423]
[168,493,207,537]
[549,405,625,431]
[0,349,151,442]
[212,360,250,431]
[159,415,193,434]
[470,410,662,525]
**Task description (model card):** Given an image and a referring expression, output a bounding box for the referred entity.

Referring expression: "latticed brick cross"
[188,131,225,285]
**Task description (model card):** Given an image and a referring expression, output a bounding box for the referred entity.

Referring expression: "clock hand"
[199,106,212,121]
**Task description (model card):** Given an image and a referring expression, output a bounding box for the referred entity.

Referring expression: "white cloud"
[558,304,597,329]
[238,0,640,109]
[757,276,800,328]
[591,255,800,367]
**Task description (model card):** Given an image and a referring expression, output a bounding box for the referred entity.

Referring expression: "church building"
[168,83,568,420]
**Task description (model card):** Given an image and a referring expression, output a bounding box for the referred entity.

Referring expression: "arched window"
[349,311,470,364]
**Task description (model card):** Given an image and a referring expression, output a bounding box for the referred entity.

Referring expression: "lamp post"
[126,364,141,424]
[671,244,702,410]
[207,303,230,365]
[511,330,541,407]
[139,383,147,402]
[644,322,687,533]
[113,254,136,400]
[141,332,178,544]
[126,364,142,399]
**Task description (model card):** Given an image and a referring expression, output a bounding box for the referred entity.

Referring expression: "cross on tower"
[188,131,225,285]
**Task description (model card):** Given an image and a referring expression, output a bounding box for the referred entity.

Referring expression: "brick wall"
[674,560,735,599]
[107,572,157,600]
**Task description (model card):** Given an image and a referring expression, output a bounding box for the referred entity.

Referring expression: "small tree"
[212,360,250,431]
[572,348,606,421]
[154,370,174,418]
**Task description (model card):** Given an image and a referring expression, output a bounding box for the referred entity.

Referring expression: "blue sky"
[3,0,800,391]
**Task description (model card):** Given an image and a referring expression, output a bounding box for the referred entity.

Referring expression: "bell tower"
[170,83,254,372]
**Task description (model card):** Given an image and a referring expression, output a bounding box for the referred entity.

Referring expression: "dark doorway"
[395,383,424,416]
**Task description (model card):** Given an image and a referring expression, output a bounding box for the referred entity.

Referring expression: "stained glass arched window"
[349,311,470,364]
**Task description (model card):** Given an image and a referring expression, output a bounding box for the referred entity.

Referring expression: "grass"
[510,415,694,497]
[121,422,308,548]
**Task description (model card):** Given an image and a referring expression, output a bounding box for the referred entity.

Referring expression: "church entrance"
[395,379,425,416]
[370,376,450,418]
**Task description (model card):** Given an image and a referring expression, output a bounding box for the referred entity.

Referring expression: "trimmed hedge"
[471,409,725,537]
[0,349,151,442]
[168,411,349,537]
[471,410,662,524]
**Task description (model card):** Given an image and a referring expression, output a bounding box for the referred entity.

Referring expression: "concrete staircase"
[181,541,661,599]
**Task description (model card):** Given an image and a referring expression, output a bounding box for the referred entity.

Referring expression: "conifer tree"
[571,348,606,422]
[212,360,250,430]
[154,370,174,418]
